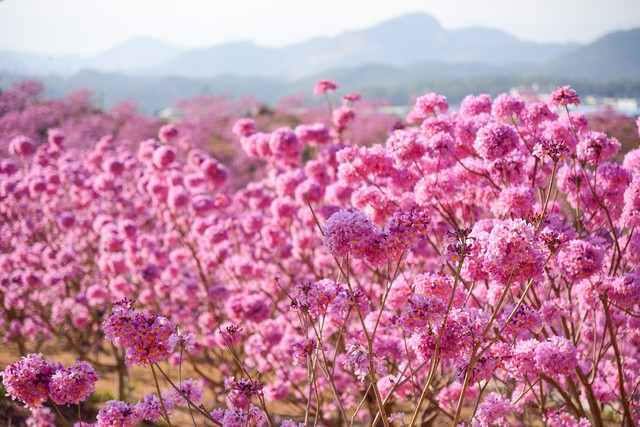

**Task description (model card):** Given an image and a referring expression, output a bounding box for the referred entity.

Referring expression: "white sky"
[1,0,639,56]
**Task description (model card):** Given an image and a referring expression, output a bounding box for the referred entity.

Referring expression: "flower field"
[0,79,639,426]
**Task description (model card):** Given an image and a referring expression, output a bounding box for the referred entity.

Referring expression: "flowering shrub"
[1,81,639,426]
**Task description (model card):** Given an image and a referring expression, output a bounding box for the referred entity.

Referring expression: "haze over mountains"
[1,12,638,111]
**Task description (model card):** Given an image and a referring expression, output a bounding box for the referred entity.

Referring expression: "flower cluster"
[1,81,639,426]
[1,354,98,408]
[102,300,177,366]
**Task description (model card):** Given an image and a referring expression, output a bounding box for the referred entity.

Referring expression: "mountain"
[152,13,578,79]
[87,37,184,73]
[0,38,181,76]
[0,49,83,75]
[543,28,640,80]
[0,12,578,79]
[1,13,638,112]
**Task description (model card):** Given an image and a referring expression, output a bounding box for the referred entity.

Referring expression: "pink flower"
[313,79,339,95]
[322,209,376,258]
[472,392,514,427]
[534,336,578,379]
[47,128,65,149]
[549,85,581,108]
[622,176,640,228]
[136,392,173,421]
[291,279,335,318]
[225,377,263,407]
[102,300,177,366]
[438,382,479,410]
[169,378,203,407]
[485,218,545,283]
[291,339,318,366]
[411,93,448,120]
[332,106,355,132]
[577,131,621,165]
[385,128,426,165]
[342,93,361,104]
[492,94,525,118]
[295,123,330,145]
[474,122,519,161]
[152,145,176,169]
[343,343,386,381]
[556,239,604,282]
[395,293,445,332]
[1,353,62,407]
[158,123,178,143]
[459,94,492,117]
[49,361,99,405]
[225,293,270,324]
[200,158,228,187]
[96,400,141,427]
[491,185,536,218]
[269,127,301,156]
[544,408,591,427]
[9,135,36,157]
[231,118,257,138]
[27,406,56,427]
[533,137,569,162]
[520,101,558,128]
[385,207,431,256]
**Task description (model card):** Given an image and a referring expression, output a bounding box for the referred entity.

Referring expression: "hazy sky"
[1,0,639,56]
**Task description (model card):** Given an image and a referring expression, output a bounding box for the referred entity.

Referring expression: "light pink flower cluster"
[2,354,99,409]
[102,300,177,366]
[96,400,141,427]
[313,79,339,95]
[1,354,62,407]
[549,85,581,108]
[411,92,449,120]
[49,361,100,405]
[343,343,387,382]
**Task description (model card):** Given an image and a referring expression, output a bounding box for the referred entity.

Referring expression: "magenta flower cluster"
[1,79,639,426]
[102,299,177,366]
[2,353,98,408]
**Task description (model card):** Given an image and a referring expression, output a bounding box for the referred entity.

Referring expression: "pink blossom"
[556,239,604,282]
[96,400,141,427]
[492,93,525,118]
[332,106,355,132]
[576,131,621,164]
[158,123,179,143]
[27,406,56,427]
[313,79,339,95]
[534,336,578,378]
[9,135,36,157]
[411,93,448,120]
[472,392,514,427]
[549,85,581,108]
[1,353,62,407]
[49,360,99,405]
[102,300,177,366]
[231,118,257,138]
[474,122,519,161]
[322,209,376,258]
[343,343,386,381]
[459,94,492,117]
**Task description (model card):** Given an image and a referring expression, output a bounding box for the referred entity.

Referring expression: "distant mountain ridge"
[1,12,639,112]
[543,28,640,80]
[0,12,579,79]
[155,13,577,79]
